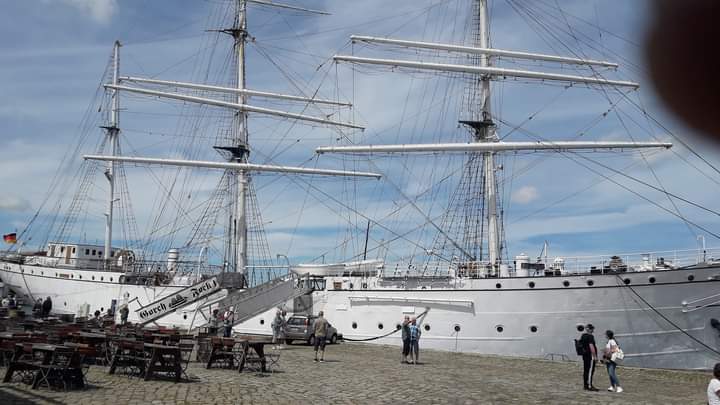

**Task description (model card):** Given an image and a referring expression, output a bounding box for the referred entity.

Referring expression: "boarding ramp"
[210,274,313,327]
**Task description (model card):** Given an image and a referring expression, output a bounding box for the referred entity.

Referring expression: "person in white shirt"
[604,330,623,393]
[708,363,720,405]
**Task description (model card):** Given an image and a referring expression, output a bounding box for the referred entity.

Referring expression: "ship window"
[563,280,570,287]
[85,249,90,255]
[92,250,96,256]
[72,247,76,254]
[71,274,74,278]
[530,326,538,333]
[99,251,102,257]
[623,278,631,285]
[495,283,501,289]
[78,275,81,279]
[183,314,187,320]
[454,325,461,332]
[351,322,357,329]
[101,307,104,312]
[528,281,535,288]
[64,302,67,306]
[31,270,34,274]
[378,323,384,330]
[60,246,65,253]
[495,325,504,333]
[101,277,104,281]
[587,280,594,286]
[649,276,656,284]
[396,324,402,330]
[576,324,585,332]
[424,324,430,331]
[688,275,695,281]
[92,276,95,280]
[260,319,264,325]
[110,277,113,282]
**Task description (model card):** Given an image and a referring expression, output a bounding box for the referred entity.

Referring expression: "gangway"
[196,274,314,328]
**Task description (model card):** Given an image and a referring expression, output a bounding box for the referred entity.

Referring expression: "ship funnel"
[167,248,179,272]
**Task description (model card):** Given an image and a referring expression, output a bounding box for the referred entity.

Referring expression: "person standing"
[409,317,421,364]
[272,310,283,349]
[708,363,720,405]
[313,311,329,362]
[604,330,623,393]
[580,324,599,391]
[119,305,129,325]
[401,315,411,364]
[42,296,52,318]
[223,309,234,338]
[208,309,220,335]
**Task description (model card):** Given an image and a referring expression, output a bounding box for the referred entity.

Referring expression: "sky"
[1,0,719,271]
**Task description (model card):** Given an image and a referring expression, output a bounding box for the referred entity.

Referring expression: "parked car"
[284,314,339,345]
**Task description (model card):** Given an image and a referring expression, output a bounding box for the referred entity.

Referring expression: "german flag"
[3,233,17,244]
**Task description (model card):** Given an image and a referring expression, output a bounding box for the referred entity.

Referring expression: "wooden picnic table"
[143,343,182,382]
[203,337,272,373]
[3,343,84,389]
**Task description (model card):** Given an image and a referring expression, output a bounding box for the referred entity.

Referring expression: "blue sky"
[1,0,719,269]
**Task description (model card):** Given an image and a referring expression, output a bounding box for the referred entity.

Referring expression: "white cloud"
[0,195,31,212]
[59,0,117,23]
[511,186,539,205]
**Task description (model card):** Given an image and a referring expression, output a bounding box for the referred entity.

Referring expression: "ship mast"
[232,0,250,276]
[476,0,500,273]
[319,0,672,273]
[87,1,378,277]
[103,40,121,266]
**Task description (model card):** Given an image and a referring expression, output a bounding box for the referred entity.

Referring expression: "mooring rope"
[342,308,430,342]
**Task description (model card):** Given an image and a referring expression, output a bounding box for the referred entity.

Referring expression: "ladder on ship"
[198,274,314,328]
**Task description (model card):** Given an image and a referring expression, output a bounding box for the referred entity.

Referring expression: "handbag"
[610,348,624,363]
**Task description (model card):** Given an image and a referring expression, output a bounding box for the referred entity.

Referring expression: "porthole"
[79,275,82,279]
[528,281,535,288]
[378,323,384,330]
[623,278,631,285]
[563,280,570,287]
[41,272,43,275]
[352,322,357,329]
[101,277,104,281]
[530,325,538,333]
[101,307,104,312]
[92,276,95,280]
[496,325,504,333]
[260,319,265,325]
[110,277,113,282]
[454,324,461,332]
[349,283,354,289]
[396,324,401,330]
[495,283,502,289]
[587,280,594,286]
[31,270,34,274]
[64,302,67,306]
[649,276,656,284]
[421,286,427,290]
[424,324,430,331]
[688,275,695,281]
[362,283,368,289]
[71,274,74,278]
[55,273,58,277]
[576,324,585,332]
[183,314,187,320]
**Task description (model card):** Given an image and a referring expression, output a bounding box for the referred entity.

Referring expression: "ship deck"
[0,340,708,403]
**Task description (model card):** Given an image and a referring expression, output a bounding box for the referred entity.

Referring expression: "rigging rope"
[615,274,720,358]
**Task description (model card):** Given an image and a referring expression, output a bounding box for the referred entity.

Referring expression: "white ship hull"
[3,260,720,369]
[0,261,211,328]
[237,265,720,370]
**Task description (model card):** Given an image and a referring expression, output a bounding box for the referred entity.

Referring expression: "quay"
[0,341,708,404]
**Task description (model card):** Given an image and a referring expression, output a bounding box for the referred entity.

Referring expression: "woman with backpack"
[603,330,623,393]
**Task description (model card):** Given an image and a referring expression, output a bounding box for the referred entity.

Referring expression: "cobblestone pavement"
[0,342,709,404]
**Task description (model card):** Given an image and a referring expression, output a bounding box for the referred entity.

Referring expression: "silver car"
[284,315,339,345]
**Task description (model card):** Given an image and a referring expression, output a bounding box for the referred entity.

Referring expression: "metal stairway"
[209,274,313,327]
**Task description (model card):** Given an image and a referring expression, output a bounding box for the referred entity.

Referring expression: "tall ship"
[2,1,720,370]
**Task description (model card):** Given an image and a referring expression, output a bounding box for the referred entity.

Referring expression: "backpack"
[574,338,586,356]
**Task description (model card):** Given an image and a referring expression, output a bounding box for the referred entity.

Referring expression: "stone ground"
[0,342,709,404]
